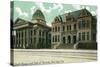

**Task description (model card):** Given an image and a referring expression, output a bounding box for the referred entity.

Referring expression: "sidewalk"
[12,49,97,53]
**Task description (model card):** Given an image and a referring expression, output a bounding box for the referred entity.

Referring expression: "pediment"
[15,18,28,25]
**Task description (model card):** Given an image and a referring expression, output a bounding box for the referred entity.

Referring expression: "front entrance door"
[73,36,76,43]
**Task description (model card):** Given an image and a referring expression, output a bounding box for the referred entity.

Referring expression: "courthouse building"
[51,9,97,49]
[13,9,51,49]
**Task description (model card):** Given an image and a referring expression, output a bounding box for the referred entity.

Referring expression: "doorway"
[73,36,76,43]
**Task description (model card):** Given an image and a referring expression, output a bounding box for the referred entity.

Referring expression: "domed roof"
[32,9,45,21]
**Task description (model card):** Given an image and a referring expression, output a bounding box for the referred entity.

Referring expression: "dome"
[32,9,45,21]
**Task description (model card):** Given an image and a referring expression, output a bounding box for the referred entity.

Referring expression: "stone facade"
[13,9,51,49]
[51,9,97,49]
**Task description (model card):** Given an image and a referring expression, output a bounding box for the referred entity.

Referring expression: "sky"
[12,1,97,26]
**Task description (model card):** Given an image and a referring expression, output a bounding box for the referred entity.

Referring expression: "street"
[11,49,97,66]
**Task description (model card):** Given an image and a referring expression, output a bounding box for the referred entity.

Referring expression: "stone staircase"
[53,42,97,49]
[55,44,74,49]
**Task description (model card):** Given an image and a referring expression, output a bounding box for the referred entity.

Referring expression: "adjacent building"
[51,9,97,49]
[13,9,51,49]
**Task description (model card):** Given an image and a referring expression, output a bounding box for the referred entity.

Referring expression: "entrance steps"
[55,44,74,49]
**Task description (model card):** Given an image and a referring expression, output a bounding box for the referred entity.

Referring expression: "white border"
[0,0,100,67]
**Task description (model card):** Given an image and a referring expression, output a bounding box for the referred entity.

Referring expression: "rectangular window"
[93,33,96,40]
[82,20,85,28]
[87,32,89,40]
[53,36,54,42]
[79,33,81,41]
[58,26,60,32]
[74,24,76,30]
[63,26,65,32]
[70,25,71,31]
[82,32,85,40]
[86,20,90,28]
[55,27,57,32]
[55,35,57,42]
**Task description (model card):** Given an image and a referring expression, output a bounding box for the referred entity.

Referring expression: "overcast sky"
[12,1,97,26]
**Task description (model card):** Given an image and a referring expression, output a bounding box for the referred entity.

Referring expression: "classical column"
[20,31,22,48]
[15,31,17,48]
[18,31,20,48]
[26,29,28,48]
[24,30,26,48]
[18,31,19,48]
[28,29,30,48]
[23,30,25,49]
[22,31,24,48]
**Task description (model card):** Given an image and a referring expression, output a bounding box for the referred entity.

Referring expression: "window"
[69,25,71,31]
[55,35,57,42]
[55,26,57,32]
[93,33,96,40]
[82,32,85,40]
[86,20,90,28]
[53,36,54,42]
[78,20,85,29]
[82,20,85,28]
[58,26,60,32]
[87,32,89,40]
[74,24,76,30]
[63,26,65,32]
